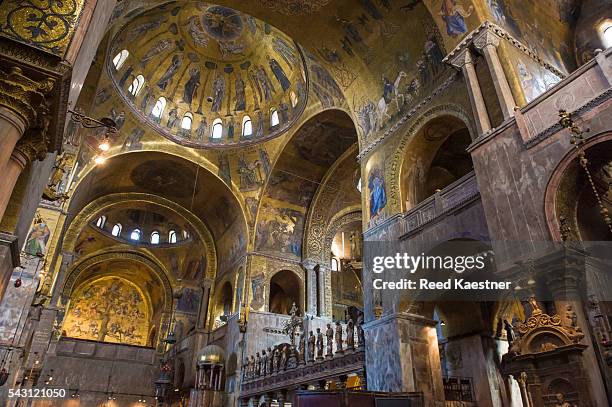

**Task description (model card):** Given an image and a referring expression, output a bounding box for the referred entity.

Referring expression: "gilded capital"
[13,102,52,163]
[0,66,55,129]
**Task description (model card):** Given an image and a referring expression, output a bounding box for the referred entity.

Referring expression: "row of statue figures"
[243,313,365,380]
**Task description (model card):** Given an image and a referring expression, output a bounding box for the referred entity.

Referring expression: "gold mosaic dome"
[108,1,308,148]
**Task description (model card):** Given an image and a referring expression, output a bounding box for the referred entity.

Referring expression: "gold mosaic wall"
[0,0,86,56]
[63,277,150,346]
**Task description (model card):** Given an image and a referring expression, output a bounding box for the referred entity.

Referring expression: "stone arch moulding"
[543,131,612,241]
[61,192,217,279]
[61,249,173,314]
[388,103,475,214]
[320,208,363,267]
[302,143,359,263]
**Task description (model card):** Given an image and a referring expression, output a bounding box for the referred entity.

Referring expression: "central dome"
[108,1,308,148]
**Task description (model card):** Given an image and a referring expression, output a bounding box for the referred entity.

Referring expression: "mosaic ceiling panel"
[108,1,309,148]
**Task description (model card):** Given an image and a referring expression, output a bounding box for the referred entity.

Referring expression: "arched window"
[241,115,252,137]
[331,258,339,271]
[270,109,279,127]
[112,50,129,70]
[150,231,160,245]
[111,223,122,237]
[211,118,223,139]
[181,113,193,130]
[130,229,141,241]
[151,97,166,118]
[168,230,177,243]
[356,177,362,193]
[128,74,145,96]
[290,91,298,108]
[95,215,106,228]
[183,230,190,239]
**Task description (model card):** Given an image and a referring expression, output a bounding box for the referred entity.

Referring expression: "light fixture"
[94,155,107,165]
[440,320,446,326]
[98,136,111,152]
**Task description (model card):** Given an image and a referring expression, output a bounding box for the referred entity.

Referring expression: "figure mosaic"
[211,74,225,112]
[183,67,200,105]
[157,55,182,91]
[439,0,473,37]
[268,55,291,91]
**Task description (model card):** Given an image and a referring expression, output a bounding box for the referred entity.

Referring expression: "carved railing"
[240,348,365,398]
[400,171,479,238]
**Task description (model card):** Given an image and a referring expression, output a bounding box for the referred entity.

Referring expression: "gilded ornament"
[258,0,332,15]
[0,0,85,56]
[0,66,54,127]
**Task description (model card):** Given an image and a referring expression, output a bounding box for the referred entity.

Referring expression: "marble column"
[0,67,53,171]
[474,28,517,120]
[363,313,445,405]
[0,107,26,173]
[515,372,532,407]
[302,260,318,315]
[197,278,213,329]
[0,70,54,227]
[318,265,332,318]
[0,150,29,221]
[450,48,492,136]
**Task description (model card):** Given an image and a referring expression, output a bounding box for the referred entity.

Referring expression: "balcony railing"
[400,171,479,238]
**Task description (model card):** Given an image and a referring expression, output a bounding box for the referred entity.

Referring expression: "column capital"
[473,28,502,50]
[201,278,214,289]
[13,103,52,163]
[0,66,54,129]
[301,258,319,271]
[448,48,475,69]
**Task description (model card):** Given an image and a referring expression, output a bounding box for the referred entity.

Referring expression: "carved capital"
[448,48,474,69]
[13,102,52,163]
[0,66,55,129]
[473,28,501,50]
[301,258,319,271]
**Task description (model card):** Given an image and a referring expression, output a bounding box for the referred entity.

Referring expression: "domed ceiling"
[108,1,309,148]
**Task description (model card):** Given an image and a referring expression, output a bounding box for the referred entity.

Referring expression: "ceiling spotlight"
[94,155,107,165]
[527,278,535,285]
